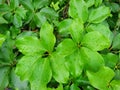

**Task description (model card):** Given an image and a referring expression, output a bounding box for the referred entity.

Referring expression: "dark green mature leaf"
[86,66,115,90]
[34,12,46,27]
[102,53,118,69]
[80,47,104,72]
[10,0,19,9]
[81,31,110,51]
[40,22,56,52]
[16,36,45,55]
[50,53,69,83]
[15,6,27,19]
[10,68,30,90]
[69,0,88,23]
[33,0,49,10]
[0,67,10,90]
[15,55,52,90]
[69,19,84,43]
[40,7,58,22]
[0,34,5,47]
[56,39,76,57]
[70,84,80,90]
[112,33,120,49]
[0,4,10,12]
[58,19,72,35]
[20,0,34,11]
[65,50,83,78]
[88,6,111,23]
[13,14,22,28]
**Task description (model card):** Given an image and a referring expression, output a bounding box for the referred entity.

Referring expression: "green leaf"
[85,0,95,7]
[102,53,118,69]
[33,0,49,10]
[40,7,58,22]
[56,39,76,57]
[20,0,34,11]
[111,80,120,90]
[15,55,52,90]
[50,53,69,83]
[114,70,120,80]
[94,0,103,7]
[40,22,56,52]
[86,66,115,90]
[80,47,104,72]
[65,50,83,78]
[15,6,27,19]
[88,6,111,23]
[112,33,120,49]
[0,16,8,24]
[16,36,45,55]
[86,22,113,44]
[81,31,110,51]
[30,58,52,90]
[0,67,10,90]
[0,34,6,47]
[0,4,10,12]
[68,0,88,23]
[70,84,80,90]
[10,0,19,9]
[69,19,84,43]
[58,19,72,35]
[13,14,22,28]
[34,12,46,27]
[10,68,30,90]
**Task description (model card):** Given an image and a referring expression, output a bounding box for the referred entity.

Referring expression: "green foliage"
[0,0,120,90]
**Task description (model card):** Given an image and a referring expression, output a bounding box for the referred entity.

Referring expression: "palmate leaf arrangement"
[0,0,120,90]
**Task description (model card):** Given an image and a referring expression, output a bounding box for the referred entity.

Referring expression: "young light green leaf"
[69,19,84,43]
[81,31,110,51]
[56,39,76,57]
[88,6,111,23]
[40,22,56,52]
[50,53,69,83]
[69,0,88,23]
[94,0,103,7]
[112,33,120,49]
[110,80,120,90]
[15,55,52,90]
[85,0,95,7]
[30,58,52,90]
[0,16,8,24]
[65,50,83,78]
[0,34,6,47]
[86,66,115,90]
[86,22,113,44]
[80,47,104,72]
[16,36,45,55]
